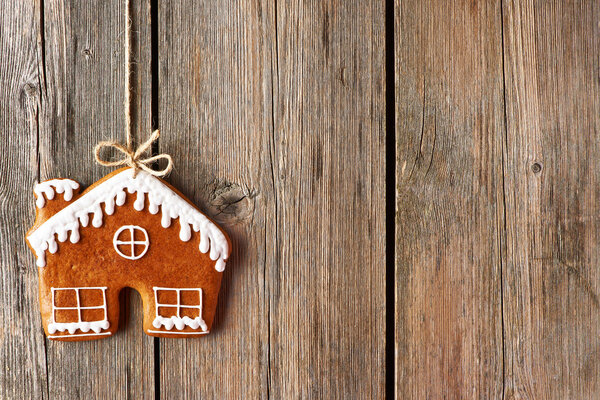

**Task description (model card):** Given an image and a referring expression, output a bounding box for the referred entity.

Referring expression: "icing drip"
[134,191,145,211]
[48,238,58,253]
[78,213,89,227]
[152,316,208,332]
[34,179,79,208]
[27,169,230,270]
[57,229,68,242]
[104,197,115,215]
[149,202,159,214]
[179,220,191,241]
[161,212,171,228]
[69,229,80,243]
[116,191,126,206]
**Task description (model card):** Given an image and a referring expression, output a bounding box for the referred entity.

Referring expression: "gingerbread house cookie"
[26,167,231,341]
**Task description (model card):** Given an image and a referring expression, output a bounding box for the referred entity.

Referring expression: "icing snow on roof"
[33,179,80,208]
[27,169,229,271]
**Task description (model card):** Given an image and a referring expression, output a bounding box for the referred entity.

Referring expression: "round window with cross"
[113,225,150,260]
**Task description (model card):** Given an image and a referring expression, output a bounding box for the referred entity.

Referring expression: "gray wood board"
[502,0,600,398]
[157,0,386,398]
[0,1,49,397]
[395,0,505,397]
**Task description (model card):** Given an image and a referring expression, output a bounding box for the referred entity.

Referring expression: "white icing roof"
[27,169,230,271]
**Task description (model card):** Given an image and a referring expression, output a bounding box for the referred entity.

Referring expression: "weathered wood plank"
[157,1,274,397]
[394,0,505,397]
[158,0,386,398]
[38,0,154,397]
[501,1,600,398]
[0,1,49,398]
[269,1,386,397]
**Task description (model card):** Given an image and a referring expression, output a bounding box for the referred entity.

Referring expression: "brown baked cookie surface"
[26,167,231,341]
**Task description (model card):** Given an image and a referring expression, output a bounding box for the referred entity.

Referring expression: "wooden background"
[0,0,598,398]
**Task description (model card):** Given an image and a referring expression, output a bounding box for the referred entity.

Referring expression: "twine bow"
[94,130,173,177]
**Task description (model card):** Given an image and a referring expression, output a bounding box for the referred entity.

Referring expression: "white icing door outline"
[113,225,150,260]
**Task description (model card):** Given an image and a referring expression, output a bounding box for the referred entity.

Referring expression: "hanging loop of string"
[94,0,172,178]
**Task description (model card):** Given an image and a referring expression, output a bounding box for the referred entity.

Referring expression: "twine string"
[94,130,173,177]
[124,0,131,149]
[94,0,172,178]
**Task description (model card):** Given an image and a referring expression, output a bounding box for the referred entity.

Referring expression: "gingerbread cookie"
[26,167,231,341]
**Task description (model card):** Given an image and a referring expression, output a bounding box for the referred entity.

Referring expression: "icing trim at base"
[48,320,110,335]
[147,329,209,335]
[152,316,208,332]
[48,332,112,339]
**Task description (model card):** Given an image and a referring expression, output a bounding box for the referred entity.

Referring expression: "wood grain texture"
[502,1,600,398]
[157,1,274,397]
[158,0,386,398]
[0,1,49,397]
[394,0,505,397]
[37,0,154,397]
[9,0,600,397]
[270,1,386,397]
